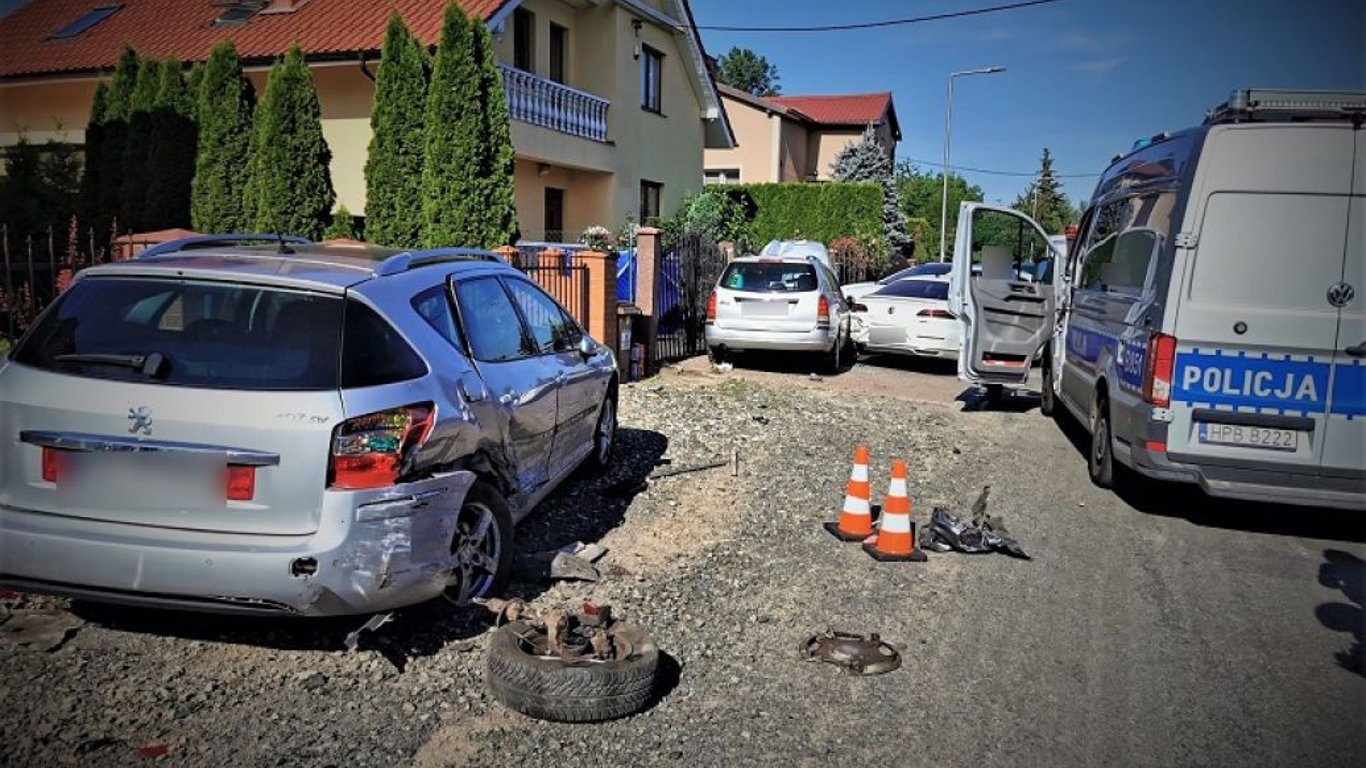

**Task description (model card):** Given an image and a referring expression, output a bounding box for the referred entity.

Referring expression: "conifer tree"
[420,3,482,247]
[79,83,109,244]
[1011,148,1077,234]
[245,46,335,239]
[121,57,161,231]
[364,12,429,248]
[191,41,256,232]
[323,204,358,240]
[145,59,197,230]
[831,126,910,257]
[99,46,139,235]
[472,18,518,247]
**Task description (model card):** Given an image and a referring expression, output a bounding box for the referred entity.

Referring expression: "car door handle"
[1346,342,1366,358]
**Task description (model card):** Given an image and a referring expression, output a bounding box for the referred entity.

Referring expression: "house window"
[704,169,740,185]
[549,23,568,84]
[640,180,663,224]
[641,46,663,113]
[48,4,122,40]
[513,9,535,72]
[544,188,565,243]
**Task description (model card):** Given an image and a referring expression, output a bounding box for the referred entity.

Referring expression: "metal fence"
[653,232,726,363]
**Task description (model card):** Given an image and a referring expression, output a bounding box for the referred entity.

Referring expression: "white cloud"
[1074,57,1124,79]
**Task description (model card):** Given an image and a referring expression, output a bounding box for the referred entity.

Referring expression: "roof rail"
[1205,89,1366,125]
[136,233,312,259]
[374,247,501,277]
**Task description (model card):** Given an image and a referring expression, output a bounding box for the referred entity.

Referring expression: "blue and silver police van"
[948,89,1364,510]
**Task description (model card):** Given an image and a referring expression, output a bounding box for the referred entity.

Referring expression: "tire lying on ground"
[484,620,659,722]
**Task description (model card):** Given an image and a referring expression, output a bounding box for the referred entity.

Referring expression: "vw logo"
[128,406,153,435]
[1327,282,1355,308]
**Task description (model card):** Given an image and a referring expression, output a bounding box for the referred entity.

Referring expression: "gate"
[654,231,726,363]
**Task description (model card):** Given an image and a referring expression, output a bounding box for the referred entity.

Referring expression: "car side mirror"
[577,336,597,359]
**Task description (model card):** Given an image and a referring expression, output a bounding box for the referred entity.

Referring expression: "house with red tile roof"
[0,0,735,241]
[704,83,899,184]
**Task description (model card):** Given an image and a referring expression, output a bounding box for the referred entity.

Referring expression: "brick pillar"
[537,247,564,270]
[633,227,662,372]
[578,249,618,360]
[492,245,518,265]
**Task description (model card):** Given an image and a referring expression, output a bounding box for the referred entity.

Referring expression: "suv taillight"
[817,295,830,329]
[1142,332,1177,408]
[706,292,717,325]
[329,403,435,490]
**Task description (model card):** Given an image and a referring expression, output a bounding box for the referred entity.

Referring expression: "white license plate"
[741,300,789,318]
[58,451,223,508]
[1197,422,1300,452]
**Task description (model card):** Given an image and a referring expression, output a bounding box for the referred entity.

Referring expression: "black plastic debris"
[921,486,1030,559]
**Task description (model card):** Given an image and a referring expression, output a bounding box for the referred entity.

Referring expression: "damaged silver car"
[0,236,618,616]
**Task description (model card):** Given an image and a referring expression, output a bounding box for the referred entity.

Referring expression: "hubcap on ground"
[597,399,615,463]
[447,501,501,606]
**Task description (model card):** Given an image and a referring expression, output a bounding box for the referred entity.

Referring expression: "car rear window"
[872,279,949,300]
[719,262,819,293]
[12,278,423,391]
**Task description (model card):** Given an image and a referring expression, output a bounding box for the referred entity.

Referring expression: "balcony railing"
[501,65,610,143]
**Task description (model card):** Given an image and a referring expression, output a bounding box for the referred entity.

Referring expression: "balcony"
[501,65,610,143]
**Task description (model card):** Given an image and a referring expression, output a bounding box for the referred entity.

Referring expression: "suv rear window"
[12,278,423,391]
[719,262,818,293]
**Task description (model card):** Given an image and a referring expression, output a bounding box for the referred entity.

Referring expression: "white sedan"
[849,276,960,359]
[841,262,951,301]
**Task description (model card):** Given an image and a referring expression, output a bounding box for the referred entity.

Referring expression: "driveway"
[2,355,1361,767]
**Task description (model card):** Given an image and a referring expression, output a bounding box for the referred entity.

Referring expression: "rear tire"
[583,387,617,475]
[822,330,845,374]
[1088,394,1115,489]
[708,346,727,365]
[1040,356,1057,417]
[445,481,514,606]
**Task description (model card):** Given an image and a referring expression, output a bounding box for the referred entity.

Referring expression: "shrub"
[734,182,884,254]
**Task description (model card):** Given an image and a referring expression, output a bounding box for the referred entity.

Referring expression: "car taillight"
[1142,332,1177,408]
[329,403,435,490]
[41,447,61,482]
[226,465,256,501]
[817,295,830,329]
[917,309,954,318]
[706,292,717,325]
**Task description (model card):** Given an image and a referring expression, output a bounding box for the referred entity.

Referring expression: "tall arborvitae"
[79,82,109,246]
[245,46,335,239]
[364,12,429,248]
[471,17,517,247]
[99,46,139,235]
[145,59,197,230]
[420,3,482,247]
[121,57,161,232]
[191,41,256,233]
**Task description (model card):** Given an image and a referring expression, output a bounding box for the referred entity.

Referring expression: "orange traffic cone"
[862,459,927,562]
[824,446,874,541]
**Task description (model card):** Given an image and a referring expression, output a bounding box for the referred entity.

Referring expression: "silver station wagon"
[0,236,619,615]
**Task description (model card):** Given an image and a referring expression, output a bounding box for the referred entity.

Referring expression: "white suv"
[704,251,851,372]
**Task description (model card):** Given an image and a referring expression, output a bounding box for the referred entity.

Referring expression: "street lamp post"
[939,66,1005,262]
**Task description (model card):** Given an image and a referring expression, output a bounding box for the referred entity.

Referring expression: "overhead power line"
[693,0,1067,33]
[900,156,1100,178]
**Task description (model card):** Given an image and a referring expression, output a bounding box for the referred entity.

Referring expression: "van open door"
[947,202,1060,387]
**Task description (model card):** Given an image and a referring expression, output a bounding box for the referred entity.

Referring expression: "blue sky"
[691,0,1366,206]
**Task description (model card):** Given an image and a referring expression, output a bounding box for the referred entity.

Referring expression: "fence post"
[633,227,662,371]
[578,249,617,360]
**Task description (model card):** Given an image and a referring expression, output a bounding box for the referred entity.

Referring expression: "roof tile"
[765,92,892,126]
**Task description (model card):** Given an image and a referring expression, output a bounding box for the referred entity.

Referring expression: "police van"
[948,89,1364,510]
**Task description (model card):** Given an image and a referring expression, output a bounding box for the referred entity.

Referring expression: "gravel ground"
[2,362,1362,767]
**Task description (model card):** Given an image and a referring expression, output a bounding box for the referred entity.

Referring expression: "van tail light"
[1142,332,1177,408]
[817,295,831,329]
[226,465,256,501]
[917,309,954,318]
[41,447,61,482]
[328,403,435,490]
[705,291,717,325]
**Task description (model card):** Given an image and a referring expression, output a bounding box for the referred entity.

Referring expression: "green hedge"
[732,182,885,250]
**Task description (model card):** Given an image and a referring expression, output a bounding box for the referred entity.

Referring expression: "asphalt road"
[671,353,1366,767]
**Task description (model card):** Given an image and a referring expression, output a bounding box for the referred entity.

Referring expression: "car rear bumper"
[0,472,475,616]
[1126,445,1365,511]
[705,325,834,353]
[858,339,958,359]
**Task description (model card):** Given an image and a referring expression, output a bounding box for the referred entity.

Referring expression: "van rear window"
[11,278,418,391]
[719,262,818,293]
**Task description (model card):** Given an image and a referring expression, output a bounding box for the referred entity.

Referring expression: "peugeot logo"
[1327,282,1355,308]
[128,406,153,435]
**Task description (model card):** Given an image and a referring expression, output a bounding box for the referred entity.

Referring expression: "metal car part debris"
[800,630,901,675]
[343,612,395,652]
[920,486,1031,560]
[481,598,633,662]
[0,608,84,652]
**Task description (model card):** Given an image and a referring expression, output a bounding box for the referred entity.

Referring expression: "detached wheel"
[445,481,513,606]
[1088,394,1115,489]
[582,388,617,475]
[485,620,659,722]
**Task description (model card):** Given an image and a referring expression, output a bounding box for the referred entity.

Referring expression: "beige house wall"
[0,0,711,240]
[704,91,780,183]
[777,117,810,181]
[808,122,895,181]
